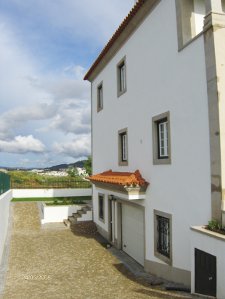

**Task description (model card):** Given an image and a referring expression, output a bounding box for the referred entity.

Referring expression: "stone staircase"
[64,204,92,228]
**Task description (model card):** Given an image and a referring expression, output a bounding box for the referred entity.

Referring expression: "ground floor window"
[98,193,105,222]
[154,210,172,264]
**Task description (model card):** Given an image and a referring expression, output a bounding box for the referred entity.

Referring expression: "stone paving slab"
[1,203,194,299]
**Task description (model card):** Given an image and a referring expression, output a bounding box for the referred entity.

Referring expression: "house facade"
[85,0,225,297]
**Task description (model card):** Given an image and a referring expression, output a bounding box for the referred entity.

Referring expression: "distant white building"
[85,0,225,297]
[76,167,88,177]
[39,171,68,177]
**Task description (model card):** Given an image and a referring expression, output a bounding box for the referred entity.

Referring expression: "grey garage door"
[122,204,144,266]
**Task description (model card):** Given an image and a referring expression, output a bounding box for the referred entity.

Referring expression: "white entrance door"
[122,204,144,266]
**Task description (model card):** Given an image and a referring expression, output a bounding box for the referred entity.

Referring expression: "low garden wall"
[40,203,88,224]
[0,190,13,265]
[12,188,92,198]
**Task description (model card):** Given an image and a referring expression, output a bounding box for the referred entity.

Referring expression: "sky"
[0,0,134,168]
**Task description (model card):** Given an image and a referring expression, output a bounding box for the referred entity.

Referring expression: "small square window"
[97,82,103,112]
[117,57,127,97]
[118,128,128,166]
[152,112,171,165]
[98,193,105,222]
[154,210,172,264]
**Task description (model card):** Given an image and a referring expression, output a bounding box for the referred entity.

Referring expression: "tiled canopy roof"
[89,170,149,187]
[84,0,146,81]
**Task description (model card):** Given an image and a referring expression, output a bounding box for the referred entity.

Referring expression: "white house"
[84,1,225,297]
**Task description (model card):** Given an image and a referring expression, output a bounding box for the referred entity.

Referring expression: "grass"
[9,170,91,189]
[11,196,92,203]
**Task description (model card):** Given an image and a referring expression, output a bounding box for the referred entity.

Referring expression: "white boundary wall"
[40,203,91,224]
[191,227,225,298]
[13,188,92,198]
[0,190,13,265]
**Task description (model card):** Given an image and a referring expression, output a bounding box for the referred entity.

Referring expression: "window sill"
[178,31,203,52]
[153,158,171,165]
[119,161,128,166]
[117,88,127,98]
[155,251,172,265]
[97,107,103,113]
[98,217,105,224]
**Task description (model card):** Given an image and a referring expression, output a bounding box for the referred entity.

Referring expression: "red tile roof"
[89,170,149,187]
[84,0,146,81]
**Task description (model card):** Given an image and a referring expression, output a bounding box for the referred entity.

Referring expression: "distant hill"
[44,160,86,171]
[0,160,87,171]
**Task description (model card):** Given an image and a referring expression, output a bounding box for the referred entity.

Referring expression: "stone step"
[68,206,93,224]
[77,210,84,217]
[63,219,71,228]
[72,213,80,218]
[68,216,77,224]
[82,206,91,212]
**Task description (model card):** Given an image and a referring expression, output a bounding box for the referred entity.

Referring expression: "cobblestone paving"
[1,203,192,299]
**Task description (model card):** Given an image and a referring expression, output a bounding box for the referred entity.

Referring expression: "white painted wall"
[0,190,13,265]
[40,203,92,224]
[91,0,211,276]
[191,227,225,298]
[13,188,92,198]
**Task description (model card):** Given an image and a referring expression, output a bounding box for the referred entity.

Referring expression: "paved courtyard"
[1,203,193,299]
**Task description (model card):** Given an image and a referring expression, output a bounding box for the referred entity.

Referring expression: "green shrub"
[208,219,221,231]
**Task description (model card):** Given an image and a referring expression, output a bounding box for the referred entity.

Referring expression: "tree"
[67,166,78,177]
[84,156,92,176]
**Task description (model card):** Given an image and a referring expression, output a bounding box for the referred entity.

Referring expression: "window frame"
[117,57,127,97]
[154,210,172,265]
[152,111,171,165]
[98,193,105,222]
[175,0,206,50]
[118,128,128,166]
[97,81,103,112]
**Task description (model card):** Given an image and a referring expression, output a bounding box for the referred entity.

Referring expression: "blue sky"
[0,0,134,168]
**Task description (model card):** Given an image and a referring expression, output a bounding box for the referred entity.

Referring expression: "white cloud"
[0,135,45,154]
[0,23,52,109]
[53,134,91,159]
[0,1,133,167]
[0,103,57,139]
[43,75,90,102]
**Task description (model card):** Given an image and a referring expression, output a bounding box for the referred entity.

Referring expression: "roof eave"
[84,0,160,82]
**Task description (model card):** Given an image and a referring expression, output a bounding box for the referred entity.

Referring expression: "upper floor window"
[152,112,171,165]
[176,0,206,49]
[158,119,168,159]
[117,57,127,97]
[97,82,103,112]
[118,128,128,166]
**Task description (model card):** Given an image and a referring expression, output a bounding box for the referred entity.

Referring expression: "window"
[117,57,127,97]
[154,210,172,264]
[152,111,171,165]
[97,82,103,112]
[98,194,105,222]
[158,119,168,158]
[176,0,206,49]
[118,128,128,166]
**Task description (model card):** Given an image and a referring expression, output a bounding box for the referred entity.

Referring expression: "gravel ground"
[1,203,193,299]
